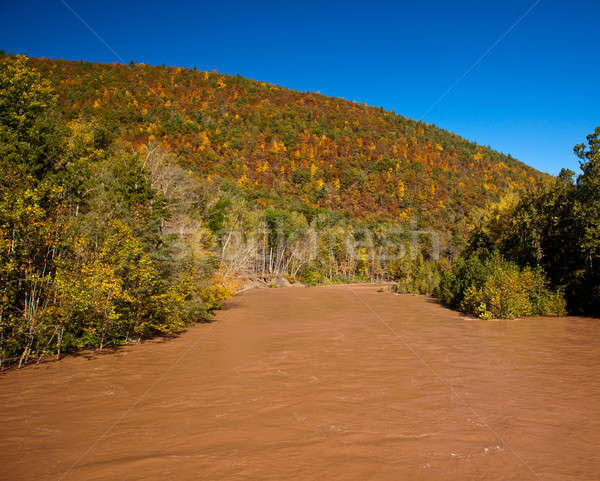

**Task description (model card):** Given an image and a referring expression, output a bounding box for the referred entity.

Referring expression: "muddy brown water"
[1,285,599,480]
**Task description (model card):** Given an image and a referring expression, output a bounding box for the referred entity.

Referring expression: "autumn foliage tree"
[0,56,235,367]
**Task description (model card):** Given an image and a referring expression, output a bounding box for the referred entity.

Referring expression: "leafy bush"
[299,266,322,286]
[437,252,566,319]
[390,254,440,295]
[436,255,487,308]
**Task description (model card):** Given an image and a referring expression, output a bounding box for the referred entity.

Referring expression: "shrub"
[437,252,566,319]
[299,266,322,286]
[391,254,441,295]
[392,263,440,295]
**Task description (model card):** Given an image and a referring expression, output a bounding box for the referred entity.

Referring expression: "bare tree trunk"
[56,326,64,360]
[18,335,33,369]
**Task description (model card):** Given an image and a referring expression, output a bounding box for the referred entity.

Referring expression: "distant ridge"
[19,54,547,237]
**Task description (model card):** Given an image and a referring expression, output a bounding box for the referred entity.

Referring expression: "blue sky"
[1,0,598,175]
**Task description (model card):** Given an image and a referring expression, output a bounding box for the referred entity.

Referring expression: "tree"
[573,127,600,311]
[0,55,65,366]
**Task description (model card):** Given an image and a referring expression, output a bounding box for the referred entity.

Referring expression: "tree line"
[438,127,600,318]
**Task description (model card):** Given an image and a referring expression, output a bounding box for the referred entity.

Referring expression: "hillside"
[24,55,545,240]
[0,54,551,365]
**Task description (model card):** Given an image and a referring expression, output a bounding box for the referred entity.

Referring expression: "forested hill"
[25,55,545,234]
[0,54,558,365]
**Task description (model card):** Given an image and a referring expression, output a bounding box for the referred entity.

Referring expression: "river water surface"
[1,285,599,480]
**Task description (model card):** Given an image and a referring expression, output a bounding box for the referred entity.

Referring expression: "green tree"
[573,127,600,311]
[0,55,65,366]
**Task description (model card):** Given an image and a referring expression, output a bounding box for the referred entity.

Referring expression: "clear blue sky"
[1,0,598,175]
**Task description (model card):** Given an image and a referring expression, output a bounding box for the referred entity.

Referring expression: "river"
[1,285,599,480]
